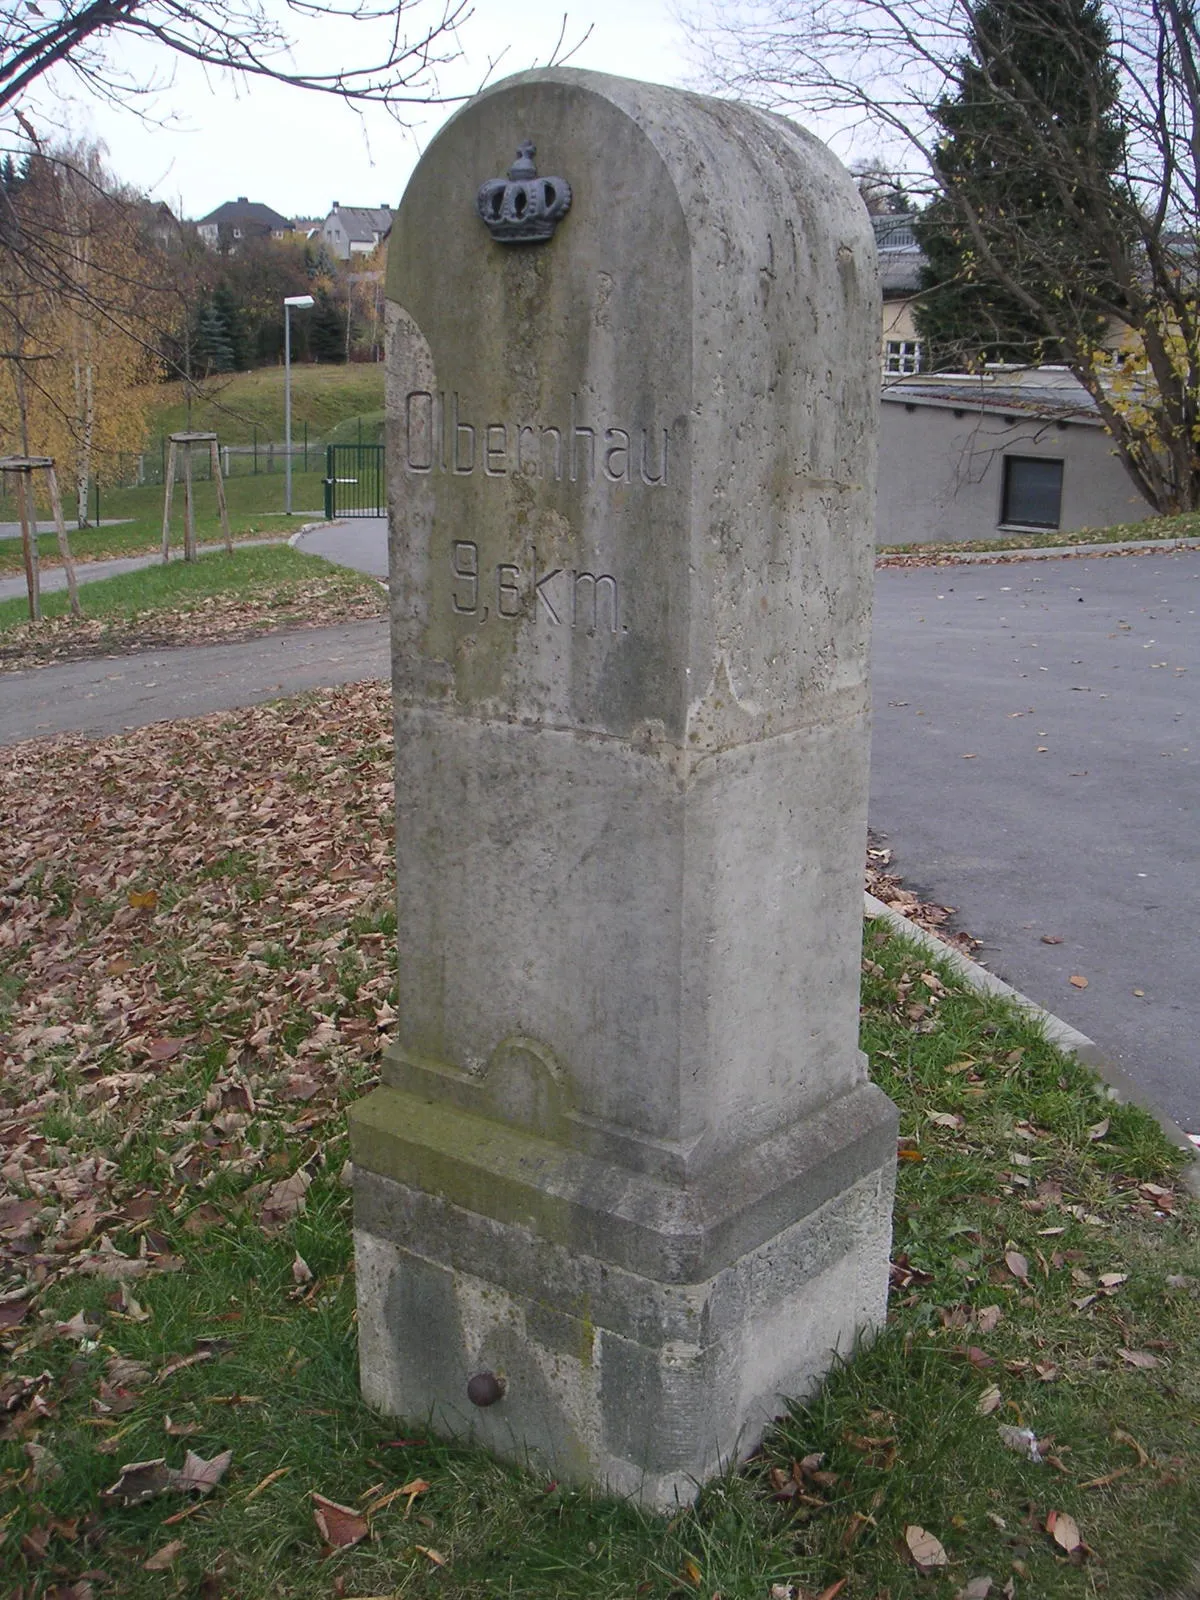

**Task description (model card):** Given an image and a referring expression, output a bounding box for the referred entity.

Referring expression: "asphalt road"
[871,549,1200,1136]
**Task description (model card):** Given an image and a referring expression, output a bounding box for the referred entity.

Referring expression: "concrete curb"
[864,891,1200,1194]
[287,521,335,548]
[877,535,1200,565]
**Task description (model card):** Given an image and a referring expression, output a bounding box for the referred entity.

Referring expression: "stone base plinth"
[350,1078,896,1508]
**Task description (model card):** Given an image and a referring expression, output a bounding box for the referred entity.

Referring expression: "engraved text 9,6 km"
[451,541,625,634]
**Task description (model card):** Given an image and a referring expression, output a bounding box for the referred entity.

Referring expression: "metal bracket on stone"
[476,141,571,243]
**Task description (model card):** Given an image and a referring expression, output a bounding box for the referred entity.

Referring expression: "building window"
[1001,456,1064,529]
[885,339,922,375]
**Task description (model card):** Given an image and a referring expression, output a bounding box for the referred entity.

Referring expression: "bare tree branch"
[685,0,1200,512]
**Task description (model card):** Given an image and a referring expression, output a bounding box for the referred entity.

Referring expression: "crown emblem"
[476,141,572,244]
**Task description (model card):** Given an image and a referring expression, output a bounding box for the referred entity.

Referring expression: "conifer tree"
[915,0,1126,370]
[308,289,346,364]
[193,302,235,375]
[211,284,248,371]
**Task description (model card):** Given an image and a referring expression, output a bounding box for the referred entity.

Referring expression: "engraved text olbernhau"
[402,391,668,486]
[402,390,663,634]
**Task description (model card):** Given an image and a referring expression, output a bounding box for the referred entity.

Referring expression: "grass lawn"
[145,365,385,444]
[1,683,1197,1598]
[0,546,386,669]
[877,508,1200,559]
[0,472,332,578]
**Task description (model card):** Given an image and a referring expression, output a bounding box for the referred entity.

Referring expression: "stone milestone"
[350,67,897,1507]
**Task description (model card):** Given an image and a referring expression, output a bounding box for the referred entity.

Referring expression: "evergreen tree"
[211,283,248,371]
[307,289,346,363]
[915,0,1126,370]
[193,301,235,375]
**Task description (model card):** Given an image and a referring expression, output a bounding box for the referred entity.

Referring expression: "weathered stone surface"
[351,66,895,1505]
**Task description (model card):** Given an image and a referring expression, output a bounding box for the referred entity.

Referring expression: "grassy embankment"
[1,682,1197,1600]
[0,366,385,576]
[0,546,386,669]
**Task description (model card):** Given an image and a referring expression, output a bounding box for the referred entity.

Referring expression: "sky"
[42,0,703,224]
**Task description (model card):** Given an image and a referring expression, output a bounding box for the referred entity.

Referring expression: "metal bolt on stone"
[350,66,897,1509]
[466,1372,506,1407]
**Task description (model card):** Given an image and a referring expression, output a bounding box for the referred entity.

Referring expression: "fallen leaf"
[1046,1509,1083,1554]
[176,1448,233,1495]
[415,1545,447,1566]
[107,1356,152,1387]
[1113,1428,1150,1467]
[976,1305,1002,1334]
[928,1111,964,1129]
[244,1466,290,1502]
[312,1492,368,1550]
[147,1037,185,1063]
[164,1415,203,1437]
[116,1284,150,1322]
[261,1170,311,1229]
[0,1297,30,1332]
[127,889,159,911]
[292,1252,313,1286]
[905,1525,949,1570]
[157,1349,215,1382]
[1004,1250,1029,1282]
[103,1458,176,1506]
[143,1539,185,1571]
[1118,1348,1160,1369]
[1079,1466,1132,1490]
[1069,975,1089,989]
[976,1385,1002,1416]
[56,1310,101,1342]
[959,1580,993,1600]
[1040,935,1064,945]
[1087,1117,1111,1141]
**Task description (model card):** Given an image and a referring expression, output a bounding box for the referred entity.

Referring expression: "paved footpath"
[0,619,389,744]
[872,548,1200,1136]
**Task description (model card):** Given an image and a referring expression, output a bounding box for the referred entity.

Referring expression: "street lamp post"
[283,294,315,515]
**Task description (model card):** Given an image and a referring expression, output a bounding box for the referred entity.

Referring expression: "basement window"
[1001,456,1063,529]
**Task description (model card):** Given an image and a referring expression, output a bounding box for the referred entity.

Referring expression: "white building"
[320,203,393,261]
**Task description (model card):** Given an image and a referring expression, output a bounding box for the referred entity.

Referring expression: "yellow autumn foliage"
[0,142,162,520]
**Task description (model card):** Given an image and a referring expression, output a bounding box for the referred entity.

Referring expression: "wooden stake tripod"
[0,456,82,622]
[161,432,231,562]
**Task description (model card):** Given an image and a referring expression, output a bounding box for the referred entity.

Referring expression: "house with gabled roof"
[196,198,292,252]
[321,202,392,261]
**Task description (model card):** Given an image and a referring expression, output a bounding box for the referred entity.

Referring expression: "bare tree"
[688,0,1200,514]
[0,0,473,122]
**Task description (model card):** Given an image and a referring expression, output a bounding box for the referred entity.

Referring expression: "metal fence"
[323,444,385,519]
[0,422,389,525]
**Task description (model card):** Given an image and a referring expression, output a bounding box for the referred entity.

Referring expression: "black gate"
[323,444,385,519]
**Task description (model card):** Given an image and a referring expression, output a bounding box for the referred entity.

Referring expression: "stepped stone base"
[351,1076,896,1508]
